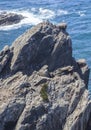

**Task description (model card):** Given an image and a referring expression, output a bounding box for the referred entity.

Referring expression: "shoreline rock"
[0,12,24,26]
[0,21,90,130]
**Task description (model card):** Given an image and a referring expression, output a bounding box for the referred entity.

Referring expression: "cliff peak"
[0,22,90,130]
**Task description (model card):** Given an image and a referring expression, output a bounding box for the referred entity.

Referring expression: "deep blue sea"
[0,0,91,91]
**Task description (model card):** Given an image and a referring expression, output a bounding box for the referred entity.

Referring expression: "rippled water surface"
[0,0,91,90]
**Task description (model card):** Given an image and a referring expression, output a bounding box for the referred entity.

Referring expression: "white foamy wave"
[0,9,42,30]
[0,24,22,31]
[77,11,86,17]
[18,11,42,25]
[0,8,69,31]
[57,9,68,16]
[39,8,55,19]
[31,8,37,12]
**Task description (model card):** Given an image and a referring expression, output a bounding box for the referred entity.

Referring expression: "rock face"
[0,21,91,130]
[10,22,72,73]
[0,12,24,26]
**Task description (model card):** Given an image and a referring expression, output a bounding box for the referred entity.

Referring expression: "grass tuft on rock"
[40,83,49,102]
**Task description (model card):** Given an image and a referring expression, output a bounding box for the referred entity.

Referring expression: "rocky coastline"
[0,21,91,130]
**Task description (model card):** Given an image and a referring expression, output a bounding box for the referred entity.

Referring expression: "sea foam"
[77,11,86,17]
[0,8,68,31]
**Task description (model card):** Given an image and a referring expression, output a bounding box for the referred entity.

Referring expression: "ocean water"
[0,0,91,91]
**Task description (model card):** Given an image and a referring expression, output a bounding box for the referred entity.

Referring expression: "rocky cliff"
[0,21,91,130]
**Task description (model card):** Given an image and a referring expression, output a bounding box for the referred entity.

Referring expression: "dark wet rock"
[0,21,90,130]
[0,12,24,26]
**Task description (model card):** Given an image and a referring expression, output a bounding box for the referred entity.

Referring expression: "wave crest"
[0,8,68,31]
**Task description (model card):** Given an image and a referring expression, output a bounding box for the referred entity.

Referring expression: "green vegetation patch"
[40,83,49,102]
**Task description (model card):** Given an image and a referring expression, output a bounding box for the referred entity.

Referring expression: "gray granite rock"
[0,45,12,74]
[10,21,72,73]
[0,22,90,130]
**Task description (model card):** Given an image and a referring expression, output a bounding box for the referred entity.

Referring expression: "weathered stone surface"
[57,22,67,31]
[0,45,12,74]
[38,65,50,77]
[0,12,24,26]
[77,59,90,88]
[0,22,90,130]
[10,21,72,73]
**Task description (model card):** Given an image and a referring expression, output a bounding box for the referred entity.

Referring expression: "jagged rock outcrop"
[0,12,24,26]
[0,21,91,130]
[10,22,72,74]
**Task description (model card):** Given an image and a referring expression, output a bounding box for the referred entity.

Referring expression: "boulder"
[57,22,67,31]
[0,12,24,26]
